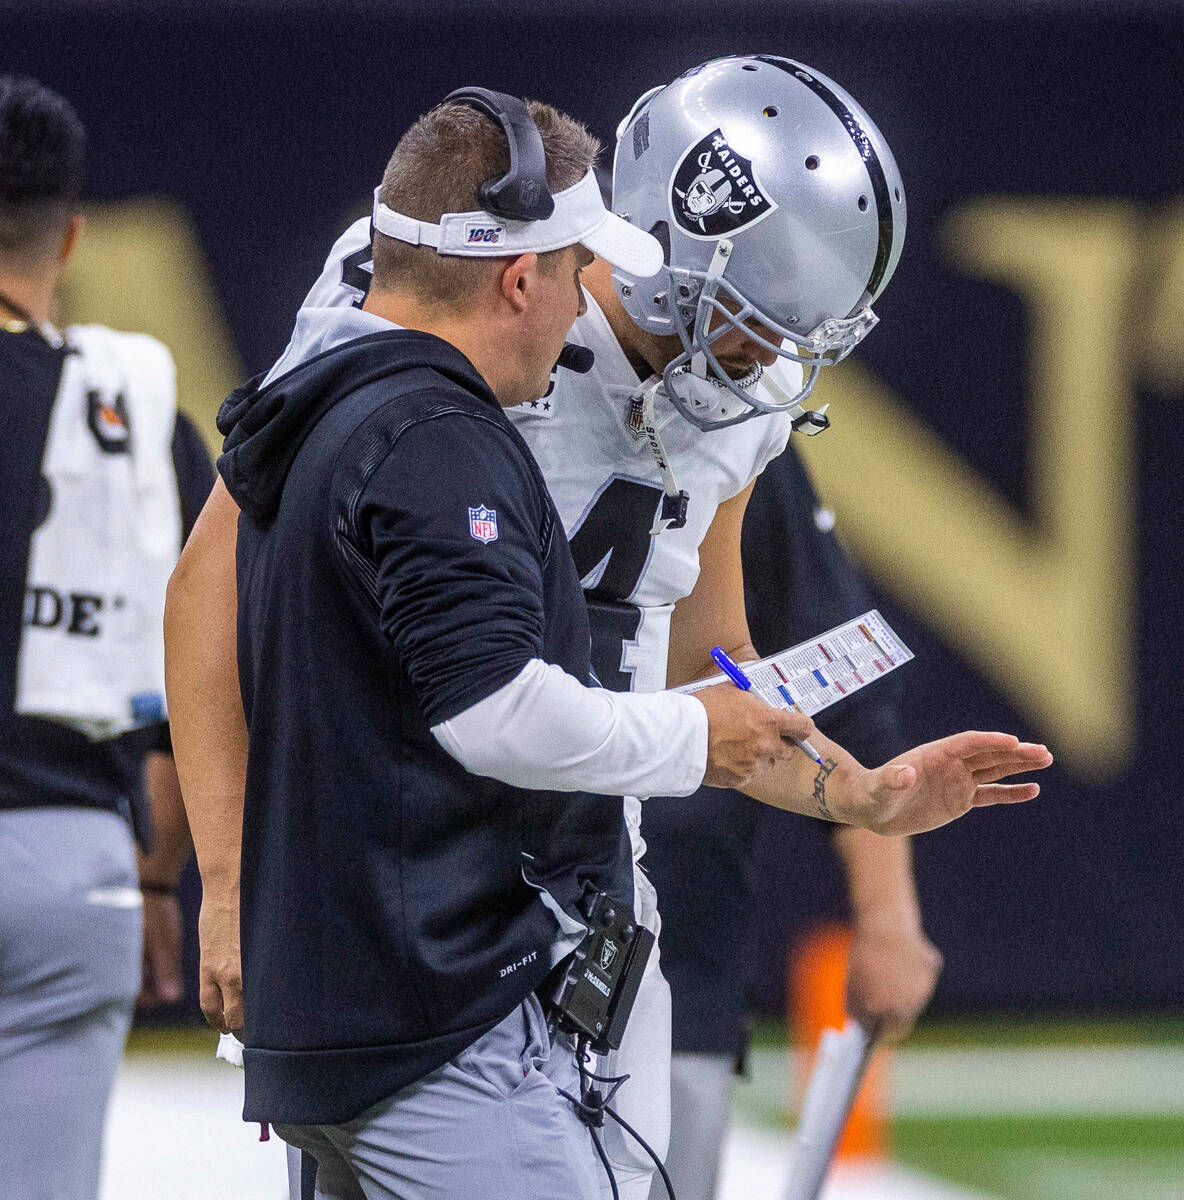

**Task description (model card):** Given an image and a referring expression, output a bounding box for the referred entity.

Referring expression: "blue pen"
[709,646,826,768]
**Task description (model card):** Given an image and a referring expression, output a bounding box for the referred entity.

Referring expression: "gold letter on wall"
[800,200,1138,779]
[58,197,242,451]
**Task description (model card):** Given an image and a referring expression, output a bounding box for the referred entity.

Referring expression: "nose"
[740,328,782,368]
[738,313,785,364]
[748,338,781,368]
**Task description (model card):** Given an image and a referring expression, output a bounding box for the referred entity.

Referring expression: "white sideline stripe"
[746,1045,1184,1117]
[892,1045,1184,1116]
[98,1052,996,1200]
[719,1126,1000,1200]
[101,1055,288,1200]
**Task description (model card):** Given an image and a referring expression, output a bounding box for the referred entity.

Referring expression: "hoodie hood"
[216,311,496,525]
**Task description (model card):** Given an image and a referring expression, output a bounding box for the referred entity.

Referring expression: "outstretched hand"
[857,731,1052,836]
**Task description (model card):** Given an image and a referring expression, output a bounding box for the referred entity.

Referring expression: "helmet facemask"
[658,238,879,431]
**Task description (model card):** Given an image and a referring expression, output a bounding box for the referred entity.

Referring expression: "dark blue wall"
[11,0,1180,1018]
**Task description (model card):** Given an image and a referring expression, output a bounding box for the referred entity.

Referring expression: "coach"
[210,92,812,1199]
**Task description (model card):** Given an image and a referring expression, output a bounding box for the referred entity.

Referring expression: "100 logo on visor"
[464,222,506,246]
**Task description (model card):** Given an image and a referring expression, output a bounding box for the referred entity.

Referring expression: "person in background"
[643,442,942,1200]
[0,76,211,1200]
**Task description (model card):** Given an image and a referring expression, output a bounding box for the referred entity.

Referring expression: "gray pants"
[0,807,143,1200]
[276,994,602,1200]
[649,1052,735,1200]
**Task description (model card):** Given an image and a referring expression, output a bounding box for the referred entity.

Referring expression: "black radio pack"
[548,891,654,1053]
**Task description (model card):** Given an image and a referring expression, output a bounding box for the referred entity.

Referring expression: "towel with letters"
[16,324,181,739]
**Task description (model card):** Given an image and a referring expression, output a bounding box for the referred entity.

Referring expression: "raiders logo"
[87,390,131,454]
[670,128,777,239]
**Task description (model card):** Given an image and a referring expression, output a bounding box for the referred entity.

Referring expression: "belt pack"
[547,891,654,1053]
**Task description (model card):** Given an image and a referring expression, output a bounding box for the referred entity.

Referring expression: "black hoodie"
[218,328,632,1125]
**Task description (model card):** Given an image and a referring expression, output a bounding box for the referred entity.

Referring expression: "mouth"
[714,361,765,388]
[669,361,764,390]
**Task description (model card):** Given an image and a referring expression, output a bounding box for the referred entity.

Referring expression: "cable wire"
[557,1035,678,1200]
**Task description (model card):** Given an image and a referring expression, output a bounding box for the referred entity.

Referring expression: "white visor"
[372,169,663,277]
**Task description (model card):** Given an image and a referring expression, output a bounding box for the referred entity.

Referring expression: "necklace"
[0,287,63,346]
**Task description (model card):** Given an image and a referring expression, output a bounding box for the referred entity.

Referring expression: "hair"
[0,76,85,263]
[371,99,600,309]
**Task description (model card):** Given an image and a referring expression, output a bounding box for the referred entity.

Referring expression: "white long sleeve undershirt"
[431,657,708,798]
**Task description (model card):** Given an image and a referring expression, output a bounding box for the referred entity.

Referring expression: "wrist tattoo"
[812,758,838,821]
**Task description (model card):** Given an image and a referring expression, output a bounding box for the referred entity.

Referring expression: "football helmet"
[611,55,906,429]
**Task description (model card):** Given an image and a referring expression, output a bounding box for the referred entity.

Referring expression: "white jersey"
[292,220,797,838]
[507,294,793,695]
[295,217,795,689]
[17,324,180,738]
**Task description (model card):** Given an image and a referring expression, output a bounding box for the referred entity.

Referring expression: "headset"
[440,88,595,381]
[442,87,555,221]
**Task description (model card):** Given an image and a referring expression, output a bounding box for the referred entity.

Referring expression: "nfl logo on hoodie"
[468,505,498,543]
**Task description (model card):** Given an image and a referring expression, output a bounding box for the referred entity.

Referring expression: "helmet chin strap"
[761,368,832,436]
[623,235,835,534]
[688,239,733,382]
[636,380,690,535]
[625,362,830,538]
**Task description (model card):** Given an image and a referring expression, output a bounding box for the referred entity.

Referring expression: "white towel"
[216,1032,245,1069]
[15,324,181,739]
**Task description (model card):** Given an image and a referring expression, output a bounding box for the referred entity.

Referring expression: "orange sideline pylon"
[788,922,889,1160]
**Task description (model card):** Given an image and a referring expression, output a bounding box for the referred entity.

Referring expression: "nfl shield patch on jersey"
[468,505,498,543]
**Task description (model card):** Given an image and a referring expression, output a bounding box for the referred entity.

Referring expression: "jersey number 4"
[340,246,374,308]
[568,477,664,691]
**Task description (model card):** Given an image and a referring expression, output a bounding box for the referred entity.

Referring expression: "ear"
[498,252,539,314]
[58,213,84,267]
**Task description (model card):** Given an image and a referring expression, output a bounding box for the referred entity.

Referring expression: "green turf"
[126,1025,219,1056]
[748,1014,1184,1050]
[737,1019,1184,1198]
[129,1018,1184,1200]
[892,1114,1184,1200]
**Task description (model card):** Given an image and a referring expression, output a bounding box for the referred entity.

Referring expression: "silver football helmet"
[611,55,906,430]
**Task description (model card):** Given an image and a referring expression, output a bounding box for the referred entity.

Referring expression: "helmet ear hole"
[647,220,671,267]
[805,155,820,170]
[858,195,869,211]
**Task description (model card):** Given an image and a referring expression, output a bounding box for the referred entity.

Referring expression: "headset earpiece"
[442,87,555,221]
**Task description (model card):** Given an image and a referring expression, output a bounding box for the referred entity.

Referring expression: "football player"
[167,57,1050,1200]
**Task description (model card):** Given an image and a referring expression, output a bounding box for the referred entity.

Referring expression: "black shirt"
[643,443,907,1057]
[220,330,633,1125]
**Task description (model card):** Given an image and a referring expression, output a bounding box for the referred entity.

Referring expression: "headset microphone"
[556,343,595,374]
